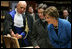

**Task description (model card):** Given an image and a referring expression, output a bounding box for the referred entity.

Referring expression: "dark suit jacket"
[30,19,53,48]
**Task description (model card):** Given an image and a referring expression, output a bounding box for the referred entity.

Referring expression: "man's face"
[63,10,69,17]
[38,8,44,19]
[17,3,27,14]
[28,7,33,13]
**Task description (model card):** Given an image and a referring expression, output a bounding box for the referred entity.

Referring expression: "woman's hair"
[45,6,59,20]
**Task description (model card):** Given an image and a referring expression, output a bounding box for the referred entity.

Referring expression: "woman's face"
[45,14,54,24]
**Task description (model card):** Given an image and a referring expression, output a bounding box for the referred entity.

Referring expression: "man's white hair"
[18,1,27,6]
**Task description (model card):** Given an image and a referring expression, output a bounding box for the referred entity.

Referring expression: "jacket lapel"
[50,24,58,40]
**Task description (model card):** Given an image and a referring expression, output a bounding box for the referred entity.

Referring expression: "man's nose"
[21,8,25,11]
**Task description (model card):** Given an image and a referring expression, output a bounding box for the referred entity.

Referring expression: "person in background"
[45,6,71,48]
[63,9,71,23]
[27,5,40,23]
[27,6,36,22]
[4,1,33,47]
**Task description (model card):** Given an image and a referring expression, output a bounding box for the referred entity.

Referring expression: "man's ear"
[16,4,18,8]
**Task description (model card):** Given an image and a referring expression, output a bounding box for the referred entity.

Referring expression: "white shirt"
[14,9,25,27]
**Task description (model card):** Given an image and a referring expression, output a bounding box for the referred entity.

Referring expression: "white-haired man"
[4,1,33,47]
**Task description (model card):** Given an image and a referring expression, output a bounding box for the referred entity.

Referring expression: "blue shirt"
[47,18,71,48]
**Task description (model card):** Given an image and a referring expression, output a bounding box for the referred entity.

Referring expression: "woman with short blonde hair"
[45,6,71,48]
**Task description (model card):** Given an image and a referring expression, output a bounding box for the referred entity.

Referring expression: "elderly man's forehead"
[18,1,27,6]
